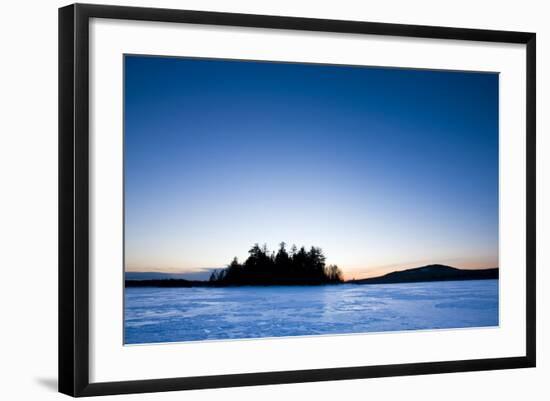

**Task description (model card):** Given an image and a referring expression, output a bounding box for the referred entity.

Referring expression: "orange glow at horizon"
[126,255,499,281]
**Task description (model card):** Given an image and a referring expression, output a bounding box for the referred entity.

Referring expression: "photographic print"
[123,55,499,345]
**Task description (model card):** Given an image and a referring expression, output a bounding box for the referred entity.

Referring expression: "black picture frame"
[59,3,536,397]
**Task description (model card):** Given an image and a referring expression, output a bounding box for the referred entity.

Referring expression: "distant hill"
[125,278,211,287]
[352,264,498,285]
[125,270,217,281]
[125,272,190,281]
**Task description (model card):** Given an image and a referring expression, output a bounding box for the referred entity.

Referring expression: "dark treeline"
[209,243,343,285]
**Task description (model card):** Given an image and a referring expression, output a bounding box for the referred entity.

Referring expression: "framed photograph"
[59,3,536,397]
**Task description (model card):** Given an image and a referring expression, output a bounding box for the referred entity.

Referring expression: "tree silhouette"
[210,243,343,285]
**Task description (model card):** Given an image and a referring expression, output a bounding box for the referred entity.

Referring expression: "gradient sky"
[124,55,499,280]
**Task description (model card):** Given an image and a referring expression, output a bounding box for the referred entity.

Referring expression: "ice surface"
[124,280,498,344]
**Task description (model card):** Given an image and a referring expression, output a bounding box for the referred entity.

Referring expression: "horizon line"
[125,263,500,281]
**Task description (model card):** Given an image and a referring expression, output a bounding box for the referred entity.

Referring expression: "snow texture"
[124,280,498,344]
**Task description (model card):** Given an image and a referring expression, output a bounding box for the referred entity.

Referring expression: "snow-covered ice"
[124,280,498,344]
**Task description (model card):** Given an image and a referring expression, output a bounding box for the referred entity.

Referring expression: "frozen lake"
[124,280,498,344]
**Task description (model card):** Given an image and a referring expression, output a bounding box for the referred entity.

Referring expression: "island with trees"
[208,243,343,285]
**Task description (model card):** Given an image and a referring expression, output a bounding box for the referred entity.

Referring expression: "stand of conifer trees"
[209,243,343,285]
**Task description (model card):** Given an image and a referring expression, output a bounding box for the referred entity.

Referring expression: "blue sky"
[124,55,498,279]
